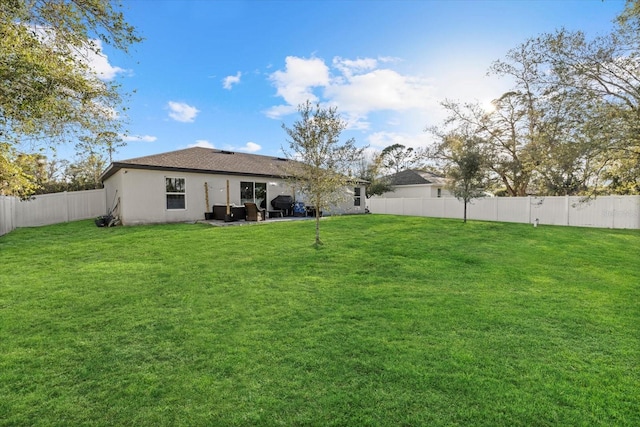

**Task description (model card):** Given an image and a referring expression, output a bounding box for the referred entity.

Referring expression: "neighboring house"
[99,147,366,225]
[378,169,451,199]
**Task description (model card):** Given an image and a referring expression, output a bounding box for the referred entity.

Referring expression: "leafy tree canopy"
[0,0,140,196]
[379,143,422,175]
[428,3,640,197]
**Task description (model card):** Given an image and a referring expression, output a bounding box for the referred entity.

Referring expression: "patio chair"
[244,202,265,221]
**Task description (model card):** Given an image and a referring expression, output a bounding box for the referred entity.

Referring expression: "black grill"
[271,195,294,216]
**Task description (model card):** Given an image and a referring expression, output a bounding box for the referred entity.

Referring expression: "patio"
[198,215,318,227]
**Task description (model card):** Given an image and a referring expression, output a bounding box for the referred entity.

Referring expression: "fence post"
[65,191,70,223]
[611,196,616,229]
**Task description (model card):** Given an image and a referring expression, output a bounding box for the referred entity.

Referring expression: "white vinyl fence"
[0,189,107,236]
[368,195,640,229]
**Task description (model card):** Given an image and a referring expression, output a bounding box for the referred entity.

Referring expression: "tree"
[616,0,640,36]
[436,32,609,198]
[354,151,394,198]
[77,131,125,163]
[533,27,640,195]
[429,132,488,223]
[0,145,40,198]
[282,101,364,247]
[379,143,420,174]
[64,152,106,191]
[0,0,140,196]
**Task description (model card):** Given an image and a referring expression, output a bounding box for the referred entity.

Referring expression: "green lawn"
[1,215,638,426]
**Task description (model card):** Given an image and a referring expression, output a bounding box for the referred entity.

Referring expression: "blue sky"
[88,0,626,163]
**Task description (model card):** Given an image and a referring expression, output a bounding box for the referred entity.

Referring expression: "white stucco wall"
[379,184,450,199]
[314,184,367,216]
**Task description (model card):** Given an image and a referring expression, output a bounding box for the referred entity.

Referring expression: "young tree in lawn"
[429,133,489,223]
[282,101,364,247]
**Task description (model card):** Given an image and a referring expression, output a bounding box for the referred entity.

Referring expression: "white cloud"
[84,39,128,81]
[238,141,261,152]
[266,55,439,126]
[266,56,330,118]
[223,72,242,90]
[332,56,378,78]
[30,26,128,81]
[264,104,297,120]
[90,101,119,120]
[327,69,436,114]
[122,134,157,142]
[167,101,200,123]
[367,131,432,150]
[189,139,215,148]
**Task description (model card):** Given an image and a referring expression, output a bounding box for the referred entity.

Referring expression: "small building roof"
[100,147,295,181]
[387,169,447,186]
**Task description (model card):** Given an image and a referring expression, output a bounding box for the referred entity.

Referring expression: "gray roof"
[100,147,296,181]
[388,169,447,186]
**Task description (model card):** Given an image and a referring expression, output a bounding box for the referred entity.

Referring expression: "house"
[378,169,451,199]
[99,147,366,225]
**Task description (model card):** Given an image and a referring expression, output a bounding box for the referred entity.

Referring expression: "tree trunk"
[314,202,322,246]
[463,199,468,223]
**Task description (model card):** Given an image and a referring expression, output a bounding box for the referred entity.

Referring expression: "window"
[241,181,267,208]
[354,187,361,206]
[166,177,185,209]
[437,188,442,198]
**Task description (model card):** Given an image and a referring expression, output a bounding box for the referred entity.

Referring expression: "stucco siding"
[379,184,450,199]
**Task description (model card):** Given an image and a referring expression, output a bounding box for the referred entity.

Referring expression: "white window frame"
[165,177,186,210]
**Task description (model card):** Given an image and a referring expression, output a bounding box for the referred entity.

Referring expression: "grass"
[0,215,639,426]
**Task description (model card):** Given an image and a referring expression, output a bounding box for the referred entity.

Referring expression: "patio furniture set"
[210,195,319,222]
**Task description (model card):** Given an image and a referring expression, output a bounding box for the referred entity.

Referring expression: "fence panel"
[368,196,640,229]
[496,197,530,223]
[610,196,640,229]
[402,198,423,216]
[469,198,497,222]
[443,198,464,220]
[0,190,109,233]
[16,190,106,227]
[528,197,566,226]
[17,193,69,226]
[422,198,445,218]
[0,196,17,236]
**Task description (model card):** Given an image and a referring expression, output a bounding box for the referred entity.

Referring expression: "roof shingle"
[387,169,447,186]
[100,147,294,181]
